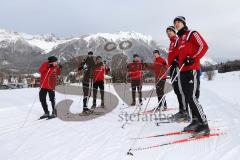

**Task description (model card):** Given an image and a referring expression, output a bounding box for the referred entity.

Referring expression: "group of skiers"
[77,52,110,114]
[127,16,209,136]
[38,16,210,136]
[127,51,168,110]
[38,53,110,118]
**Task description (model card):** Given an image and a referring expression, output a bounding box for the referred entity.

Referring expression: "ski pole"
[142,66,174,113]
[127,65,184,156]
[155,67,176,111]
[86,74,93,107]
[142,65,172,113]
[122,65,172,128]
[122,62,129,106]
[151,64,185,115]
[21,68,51,128]
[143,65,172,101]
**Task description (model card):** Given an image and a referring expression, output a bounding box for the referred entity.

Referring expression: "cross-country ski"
[0,1,239,160]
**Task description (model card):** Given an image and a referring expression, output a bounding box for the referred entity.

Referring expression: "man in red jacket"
[174,16,209,136]
[152,50,168,110]
[103,60,111,75]
[38,56,61,119]
[91,56,105,109]
[128,54,143,106]
[166,26,188,122]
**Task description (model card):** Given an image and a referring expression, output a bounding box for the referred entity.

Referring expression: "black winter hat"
[166,26,176,33]
[96,56,102,60]
[174,16,186,26]
[153,50,160,55]
[88,51,93,55]
[48,56,58,63]
[133,54,139,58]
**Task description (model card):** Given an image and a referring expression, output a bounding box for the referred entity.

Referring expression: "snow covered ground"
[0,71,240,160]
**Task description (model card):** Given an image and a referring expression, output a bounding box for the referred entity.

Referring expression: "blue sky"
[0,0,240,61]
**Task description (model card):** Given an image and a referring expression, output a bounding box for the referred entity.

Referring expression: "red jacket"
[128,60,143,81]
[177,30,208,71]
[168,36,179,66]
[153,57,168,80]
[39,61,61,90]
[93,64,105,82]
[105,65,111,75]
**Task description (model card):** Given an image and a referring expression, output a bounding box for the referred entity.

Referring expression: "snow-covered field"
[0,71,240,160]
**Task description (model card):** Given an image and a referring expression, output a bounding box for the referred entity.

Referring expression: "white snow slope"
[0,71,240,160]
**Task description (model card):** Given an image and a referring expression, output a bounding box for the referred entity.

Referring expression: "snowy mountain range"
[0,28,62,53]
[0,28,155,54]
[0,28,217,74]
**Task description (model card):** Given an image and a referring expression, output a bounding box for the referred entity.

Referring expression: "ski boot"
[82,108,93,115]
[130,102,136,106]
[39,113,50,119]
[91,104,96,109]
[173,111,182,119]
[162,105,168,111]
[174,111,189,123]
[183,119,201,132]
[192,123,210,137]
[101,102,105,108]
[47,109,57,119]
[48,114,57,119]
[154,106,161,112]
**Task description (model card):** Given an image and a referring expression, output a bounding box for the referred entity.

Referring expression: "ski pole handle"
[151,64,185,115]
[145,65,172,96]
[170,64,185,84]
[40,68,51,89]
[149,64,173,92]
[156,65,172,84]
[142,65,172,112]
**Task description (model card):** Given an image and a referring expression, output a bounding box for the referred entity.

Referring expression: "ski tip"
[127,149,133,156]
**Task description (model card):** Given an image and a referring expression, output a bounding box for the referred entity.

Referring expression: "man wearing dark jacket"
[174,16,209,136]
[38,56,61,119]
[78,51,95,114]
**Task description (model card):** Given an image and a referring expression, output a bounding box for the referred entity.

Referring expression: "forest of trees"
[217,60,240,73]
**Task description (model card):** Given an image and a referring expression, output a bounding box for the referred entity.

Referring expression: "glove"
[172,59,179,67]
[183,56,194,66]
[48,63,54,68]
[58,64,63,69]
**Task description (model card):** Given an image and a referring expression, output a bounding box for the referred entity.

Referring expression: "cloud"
[0,0,239,61]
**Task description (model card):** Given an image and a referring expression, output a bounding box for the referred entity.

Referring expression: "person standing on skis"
[145,50,168,110]
[38,56,61,119]
[103,60,111,76]
[166,26,188,122]
[153,50,168,110]
[91,56,105,109]
[127,54,144,106]
[78,51,95,114]
[174,16,210,136]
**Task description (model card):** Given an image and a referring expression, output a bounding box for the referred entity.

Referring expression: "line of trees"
[218,60,240,73]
